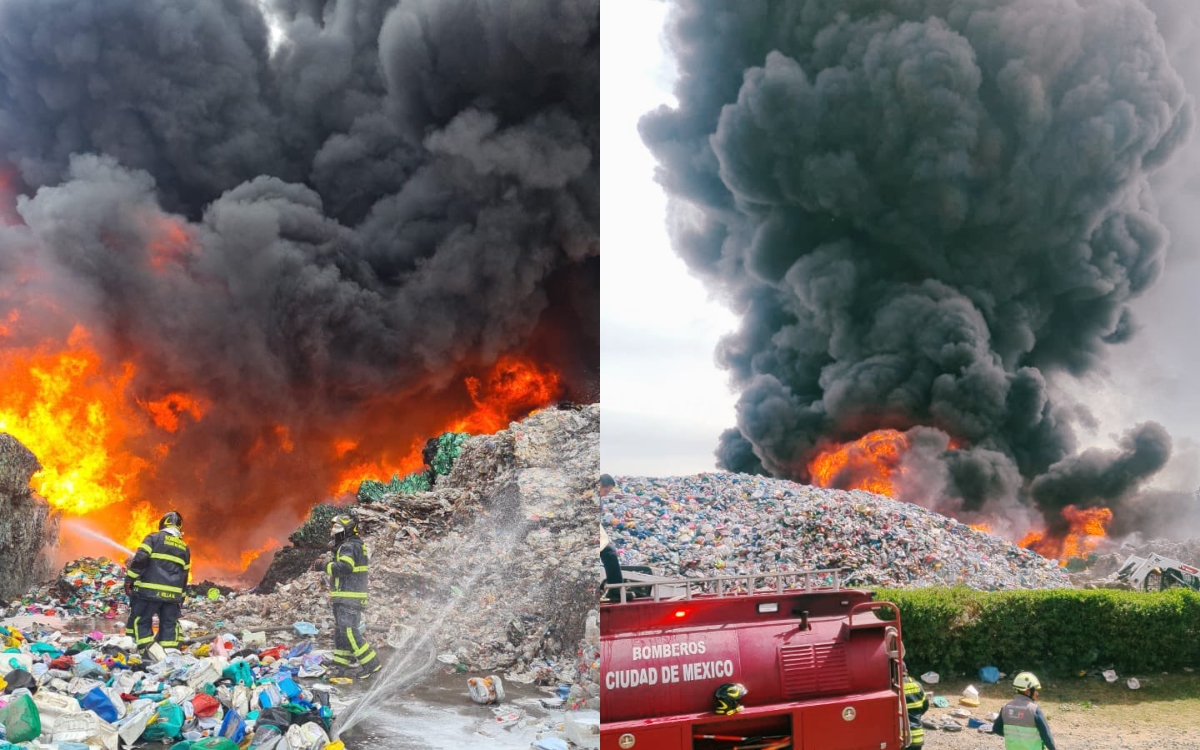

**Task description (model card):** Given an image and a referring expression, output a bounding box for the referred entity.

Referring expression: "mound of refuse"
[605,473,1072,591]
[202,404,602,704]
[0,433,59,601]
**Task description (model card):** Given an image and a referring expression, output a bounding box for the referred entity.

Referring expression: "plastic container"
[468,676,502,705]
[187,659,221,690]
[33,688,80,731]
[52,711,119,750]
[284,721,329,750]
[564,709,600,750]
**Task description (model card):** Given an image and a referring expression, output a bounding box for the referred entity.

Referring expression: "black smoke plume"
[642,0,1190,533]
[0,0,598,557]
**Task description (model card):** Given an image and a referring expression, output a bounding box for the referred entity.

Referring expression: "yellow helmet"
[1013,671,1041,692]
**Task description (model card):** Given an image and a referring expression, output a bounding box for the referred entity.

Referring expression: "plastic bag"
[219,707,246,743]
[81,686,118,723]
[192,738,241,750]
[141,702,185,741]
[2,669,36,695]
[0,693,41,743]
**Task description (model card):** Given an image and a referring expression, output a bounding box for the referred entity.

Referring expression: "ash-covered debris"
[0,433,59,601]
[200,405,600,702]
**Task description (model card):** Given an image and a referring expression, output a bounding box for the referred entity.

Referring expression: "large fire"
[809,429,1111,565]
[808,429,909,496]
[1019,504,1112,564]
[0,324,562,580]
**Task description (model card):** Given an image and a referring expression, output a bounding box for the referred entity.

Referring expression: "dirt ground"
[919,674,1200,749]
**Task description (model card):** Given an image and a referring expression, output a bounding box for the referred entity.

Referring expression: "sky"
[602,0,1200,499]
[599,0,737,477]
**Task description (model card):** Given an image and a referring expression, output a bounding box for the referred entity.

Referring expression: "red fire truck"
[601,569,909,750]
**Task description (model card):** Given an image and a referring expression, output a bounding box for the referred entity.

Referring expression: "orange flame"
[969,523,992,533]
[241,538,281,570]
[146,216,192,270]
[1019,504,1112,564]
[0,326,154,517]
[331,355,562,494]
[1,314,561,578]
[808,429,909,496]
[140,392,208,433]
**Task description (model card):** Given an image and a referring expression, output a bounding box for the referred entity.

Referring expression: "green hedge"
[875,587,1200,677]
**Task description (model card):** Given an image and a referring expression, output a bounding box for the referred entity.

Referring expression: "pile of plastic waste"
[0,618,351,749]
[605,473,1073,591]
[6,560,237,623]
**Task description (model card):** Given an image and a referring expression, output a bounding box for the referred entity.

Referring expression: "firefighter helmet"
[159,511,183,530]
[330,513,359,538]
[713,682,748,715]
[1013,671,1041,692]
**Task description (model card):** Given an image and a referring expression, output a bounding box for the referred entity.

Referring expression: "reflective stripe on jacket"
[999,694,1044,750]
[327,536,369,601]
[126,529,191,602]
[904,677,927,746]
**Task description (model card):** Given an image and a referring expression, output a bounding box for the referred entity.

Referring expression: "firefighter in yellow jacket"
[124,511,190,657]
[320,513,381,679]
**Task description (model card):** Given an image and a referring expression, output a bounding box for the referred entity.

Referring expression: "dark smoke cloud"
[643,0,1191,531]
[0,0,598,554]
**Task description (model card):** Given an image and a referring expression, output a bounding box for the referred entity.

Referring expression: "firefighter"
[124,511,190,657]
[992,672,1058,750]
[599,474,625,601]
[319,512,381,679]
[903,669,928,749]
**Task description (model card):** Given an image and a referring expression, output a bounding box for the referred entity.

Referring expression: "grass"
[928,672,1200,728]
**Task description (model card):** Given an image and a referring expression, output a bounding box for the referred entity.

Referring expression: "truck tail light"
[673,609,687,619]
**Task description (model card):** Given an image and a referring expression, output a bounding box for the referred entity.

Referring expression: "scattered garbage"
[1104,669,1118,683]
[1128,677,1141,689]
[950,707,971,719]
[979,666,1000,683]
[932,696,951,708]
[467,675,506,704]
[960,684,980,707]
[606,474,1072,590]
[0,406,602,749]
[921,671,940,684]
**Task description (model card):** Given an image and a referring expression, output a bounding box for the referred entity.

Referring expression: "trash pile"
[0,618,347,750]
[0,433,58,601]
[223,406,600,699]
[5,559,127,621]
[605,473,1072,590]
[0,405,601,747]
[5,561,239,624]
[355,432,468,503]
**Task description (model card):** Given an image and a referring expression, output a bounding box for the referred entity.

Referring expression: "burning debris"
[0,404,600,748]
[0,0,599,572]
[604,473,1072,591]
[643,1,1192,550]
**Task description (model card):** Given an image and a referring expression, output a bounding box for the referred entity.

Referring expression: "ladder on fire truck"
[604,568,846,603]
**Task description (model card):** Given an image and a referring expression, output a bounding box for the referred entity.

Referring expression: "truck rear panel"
[601,571,908,750]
